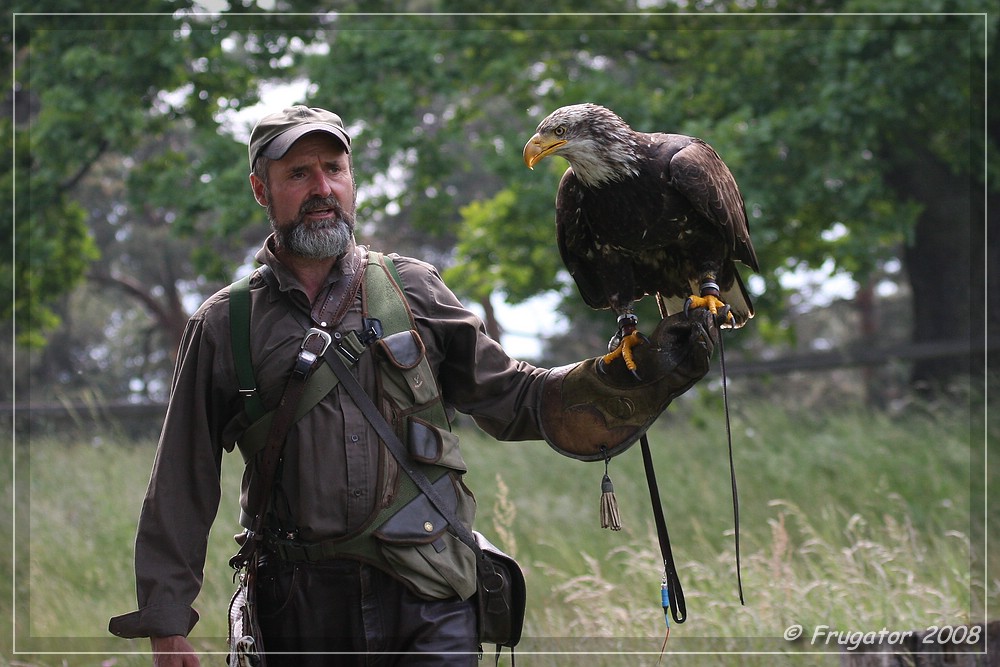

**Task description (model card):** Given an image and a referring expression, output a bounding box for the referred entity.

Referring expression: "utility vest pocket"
[375,329,453,448]
[376,330,438,406]
[372,329,474,599]
[408,418,467,472]
[373,472,478,600]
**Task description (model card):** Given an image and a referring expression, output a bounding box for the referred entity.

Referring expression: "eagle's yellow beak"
[523,133,567,169]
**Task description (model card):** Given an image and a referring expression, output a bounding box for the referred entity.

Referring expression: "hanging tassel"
[599,447,622,531]
[600,473,622,530]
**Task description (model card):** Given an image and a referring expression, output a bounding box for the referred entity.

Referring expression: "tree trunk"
[479,296,502,343]
[886,149,990,391]
[89,271,189,362]
[855,279,882,407]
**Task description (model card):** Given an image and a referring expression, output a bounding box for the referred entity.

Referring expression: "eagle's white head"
[523,103,642,188]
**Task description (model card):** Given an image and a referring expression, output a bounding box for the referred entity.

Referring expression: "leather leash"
[640,433,686,624]
[641,325,746,628]
[718,328,745,604]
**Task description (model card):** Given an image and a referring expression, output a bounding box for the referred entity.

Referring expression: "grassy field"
[2,386,994,666]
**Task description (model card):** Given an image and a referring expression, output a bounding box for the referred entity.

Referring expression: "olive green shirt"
[109,235,547,638]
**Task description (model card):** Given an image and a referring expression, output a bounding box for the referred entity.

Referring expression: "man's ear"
[250,173,268,207]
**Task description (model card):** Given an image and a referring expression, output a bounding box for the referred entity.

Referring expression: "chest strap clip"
[331,318,383,365]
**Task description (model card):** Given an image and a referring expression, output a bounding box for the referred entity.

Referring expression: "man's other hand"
[151,635,200,667]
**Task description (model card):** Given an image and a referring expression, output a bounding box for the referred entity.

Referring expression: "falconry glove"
[539,308,718,461]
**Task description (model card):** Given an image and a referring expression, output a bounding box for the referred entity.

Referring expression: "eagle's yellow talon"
[686,294,723,314]
[686,294,735,325]
[602,332,645,372]
[601,347,622,365]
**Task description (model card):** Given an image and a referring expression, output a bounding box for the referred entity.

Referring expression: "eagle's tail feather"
[658,294,688,319]
[657,270,754,328]
[721,271,754,328]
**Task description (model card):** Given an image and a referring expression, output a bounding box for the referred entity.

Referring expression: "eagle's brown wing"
[668,138,759,273]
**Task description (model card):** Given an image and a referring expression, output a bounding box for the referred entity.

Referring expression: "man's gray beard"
[272,210,355,259]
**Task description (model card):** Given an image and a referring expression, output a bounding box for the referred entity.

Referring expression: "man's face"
[251,132,357,259]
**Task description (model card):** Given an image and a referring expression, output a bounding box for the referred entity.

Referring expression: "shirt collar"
[255,233,359,297]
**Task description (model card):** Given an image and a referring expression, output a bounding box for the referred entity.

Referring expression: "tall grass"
[3,389,993,666]
[460,391,992,665]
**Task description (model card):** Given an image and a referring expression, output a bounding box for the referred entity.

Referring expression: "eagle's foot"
[684,294,733,326]
[600,317,648,380]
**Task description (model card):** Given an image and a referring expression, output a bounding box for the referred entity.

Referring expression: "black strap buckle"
[359,318,384,346]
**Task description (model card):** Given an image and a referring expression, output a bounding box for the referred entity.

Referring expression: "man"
[109,106,718,666]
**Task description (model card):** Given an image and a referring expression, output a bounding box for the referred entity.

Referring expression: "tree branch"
[61,139,109,192]
[88,269,171,325]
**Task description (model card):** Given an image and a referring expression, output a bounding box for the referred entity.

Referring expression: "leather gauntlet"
[539,309,718,461]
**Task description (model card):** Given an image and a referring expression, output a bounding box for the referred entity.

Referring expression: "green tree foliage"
[6,1,993,400]
[291,6,993,383]
[5,117,97,347]
[6,2,321,353]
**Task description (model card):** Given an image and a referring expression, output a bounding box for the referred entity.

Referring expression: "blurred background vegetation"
[4,0,995,407]
[1,1,995,664]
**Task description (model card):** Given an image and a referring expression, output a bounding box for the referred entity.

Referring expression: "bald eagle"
[523,103,759,374]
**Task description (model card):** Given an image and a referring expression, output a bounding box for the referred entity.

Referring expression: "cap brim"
[261,123,352,160]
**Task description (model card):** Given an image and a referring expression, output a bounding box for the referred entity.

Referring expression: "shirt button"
[353,488,363,497]
[350,434,360,443]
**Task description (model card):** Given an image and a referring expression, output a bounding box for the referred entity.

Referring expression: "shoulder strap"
[384,254,404,289]
[364,252,451,431]
[232,251,446,464]
[364,251,413,336]
[229,270,266,422]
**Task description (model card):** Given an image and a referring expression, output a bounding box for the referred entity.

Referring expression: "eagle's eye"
[554,126,566,137]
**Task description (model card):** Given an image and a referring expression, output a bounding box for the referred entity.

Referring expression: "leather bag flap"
[374,474,457,543]
[377,330,424,370]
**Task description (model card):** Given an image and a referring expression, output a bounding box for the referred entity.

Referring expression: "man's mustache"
[299,196,344,217]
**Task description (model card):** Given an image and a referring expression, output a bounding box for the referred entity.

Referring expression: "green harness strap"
[228,251,457,565]
[365,252,450,431]
[364,251,412,341]
[228,251,441,463]
[229,272,266,422]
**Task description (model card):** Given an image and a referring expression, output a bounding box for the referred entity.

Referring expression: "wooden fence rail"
[2,337,992,428]
[718,337,994,377]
